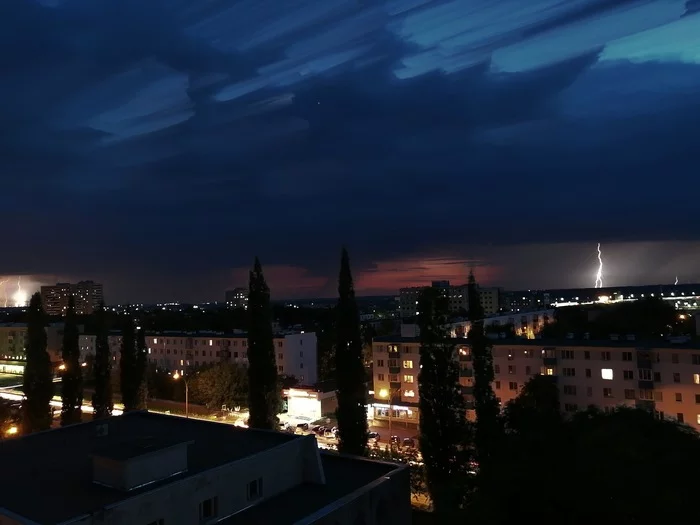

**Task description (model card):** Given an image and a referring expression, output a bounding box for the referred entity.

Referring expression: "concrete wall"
[303,465,412,525]
[64,437,319,525]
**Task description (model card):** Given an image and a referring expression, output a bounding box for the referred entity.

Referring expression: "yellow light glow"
[172,372,181,380]
[6,426,18,435]
[378,388,388,398]
[58,364,66,371]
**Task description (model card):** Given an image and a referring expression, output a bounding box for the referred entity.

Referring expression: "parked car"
[368,431,380,441]
[296,422,309,431]
[402,437,416,449]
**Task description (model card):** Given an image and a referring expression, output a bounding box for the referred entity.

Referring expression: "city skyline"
[3,1,700,302]
[4,239,699,303]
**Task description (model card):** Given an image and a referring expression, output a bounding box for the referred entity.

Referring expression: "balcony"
[459,368,473,378]
[388,350,400,359]
[389,381,401,390]
[388,366,401,375]
[638,380,654,390]
[542,356,557,366]
[458,353,472,362]
[461,385,473,396]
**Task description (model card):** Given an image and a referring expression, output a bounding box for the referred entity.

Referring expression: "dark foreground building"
[0,412,410,525]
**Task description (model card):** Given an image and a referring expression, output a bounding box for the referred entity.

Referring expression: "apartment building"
[0,411,410,525]
[449,308,555,339]
[399,281,502,318]
[41,280,104,316]
[371,335,700,431]
[79,330,318,384]
[0,322,68,374]
[225,287,248,308]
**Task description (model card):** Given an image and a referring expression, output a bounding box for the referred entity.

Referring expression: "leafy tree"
[467,271,501,472]
[60,296,83,426]
[368,441,430,507]
[502,373,561,435]
[92,302,113,419]
[417,286,471,515]
[473,405,700,524]
[335,248,368,456]
[247,257,279,429]
[119,315,141,411]
[22,292,53,433]
[190,363,248,409]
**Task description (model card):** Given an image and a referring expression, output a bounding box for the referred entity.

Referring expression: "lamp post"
[172,372,189,418]
[378,387,400,446]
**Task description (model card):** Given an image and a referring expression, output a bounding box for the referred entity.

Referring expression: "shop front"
[283,387,338,423]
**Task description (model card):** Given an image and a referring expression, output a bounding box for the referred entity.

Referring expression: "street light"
[378,387,400,444]
[172,372,189,418]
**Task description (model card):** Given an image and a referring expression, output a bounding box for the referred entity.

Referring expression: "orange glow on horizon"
[354,257,503,295]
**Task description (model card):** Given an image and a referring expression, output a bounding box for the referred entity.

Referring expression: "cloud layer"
[2,0,700,300]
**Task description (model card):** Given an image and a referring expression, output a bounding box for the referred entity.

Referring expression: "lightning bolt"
[0,279,7,307]
[594,243,604,289]
[675,276,679,285]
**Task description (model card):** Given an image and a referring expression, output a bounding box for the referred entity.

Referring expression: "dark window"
[199,497,218,520]
[585,368,592,378]
[624,389,635,399]
[623,370,634,380]
[672,353,679,364]
[693,355,700,365]
[673,373,681,383]
[677,413,685,423]
[676,393,683,402]
[583,351,590,360]
[654,372,661,382]
[247,478,263,501]
[622,352,633,361]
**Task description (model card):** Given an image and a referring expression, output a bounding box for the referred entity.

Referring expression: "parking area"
[0,374,22,389]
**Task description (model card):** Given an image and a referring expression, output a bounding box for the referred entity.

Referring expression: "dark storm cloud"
[1,0,699,300]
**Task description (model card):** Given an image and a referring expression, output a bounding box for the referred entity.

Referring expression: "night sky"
[3,0,700,303]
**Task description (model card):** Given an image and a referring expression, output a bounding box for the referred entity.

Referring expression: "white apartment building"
[371,335,700,431]
[0,412,410,525]
[79,330,318,385]
[399,281,501,318]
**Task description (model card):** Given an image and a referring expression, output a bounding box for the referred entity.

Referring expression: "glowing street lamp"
[58,364,66,371]
[5,426,18,436]
[172,372,189,419]
[379,387,399,443]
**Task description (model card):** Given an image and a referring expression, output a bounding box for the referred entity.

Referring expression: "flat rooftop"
[0,411,300,524]
[373,335,700,349]
[225,453,402,525]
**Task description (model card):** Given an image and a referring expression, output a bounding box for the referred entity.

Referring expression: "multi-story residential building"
[41,280,104,316]
[0,411,410,525]
[448,308,555,339]
[225,288,248,309]
[399,280,502,318]
[371,335,700,431]
[79,330,318,385]
[0,322,68,374]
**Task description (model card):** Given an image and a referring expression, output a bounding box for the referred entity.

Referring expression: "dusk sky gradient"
[3,0,700,302]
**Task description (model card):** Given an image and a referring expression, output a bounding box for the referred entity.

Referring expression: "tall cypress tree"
[335,248,368,456]
[60,296,83,426]
[417,286,470,515]
[135,325,148,409]
[92,302,113,419]
[247,257,278,430]
[22,292,53,434]
[467,271,501,471]
[119,315,139,412]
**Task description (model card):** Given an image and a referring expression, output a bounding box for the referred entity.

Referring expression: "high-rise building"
[398,280,502,318]
[40,280,103,316]
[225,287,248,309]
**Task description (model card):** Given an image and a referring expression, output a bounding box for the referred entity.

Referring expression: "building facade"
[0,322,68,374]
[79,330,318,385]
[41,280,104,316]
[399,281,502,318]
[0,412,411,525]
[448,308,555,339]
[225,288,248,309]
[371,335,700,431]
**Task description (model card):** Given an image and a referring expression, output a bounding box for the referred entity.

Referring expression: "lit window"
[601,369,614,380]
[694,374,700,385]
[404,390,415,397]
[209,339,213,346]
[402,360,413,369]
[403,375,414,383]
[153,338,158,344]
